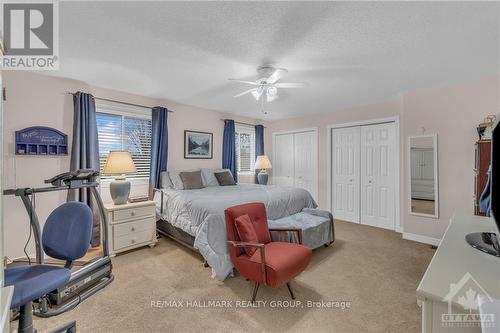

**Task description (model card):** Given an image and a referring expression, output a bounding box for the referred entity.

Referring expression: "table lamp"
[254,155,272,185]
[103,151,137,205]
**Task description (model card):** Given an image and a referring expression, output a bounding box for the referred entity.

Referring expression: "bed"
[153,177,318,280]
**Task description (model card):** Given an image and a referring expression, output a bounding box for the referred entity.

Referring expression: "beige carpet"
[27,220,435,333]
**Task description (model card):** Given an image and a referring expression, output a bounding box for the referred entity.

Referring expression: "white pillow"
[168,171,184,190]
[201,168,224,187]
[160,171,173,188]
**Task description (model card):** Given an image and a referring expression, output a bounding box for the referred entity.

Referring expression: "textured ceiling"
[51,1,500,120]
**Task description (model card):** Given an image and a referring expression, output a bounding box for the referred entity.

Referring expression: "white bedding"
[153,184,317,279]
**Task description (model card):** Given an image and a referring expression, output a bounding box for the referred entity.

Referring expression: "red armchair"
[225,202,312,302]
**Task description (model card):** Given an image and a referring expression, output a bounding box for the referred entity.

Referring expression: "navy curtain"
[149,107,169,198]
[67,92,101,247]
[254,124,265,183]
[222,119,237,182]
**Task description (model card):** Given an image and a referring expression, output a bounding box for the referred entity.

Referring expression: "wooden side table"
[104,201,157,256]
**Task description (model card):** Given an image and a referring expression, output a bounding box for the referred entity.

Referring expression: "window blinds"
[96,107,152,179]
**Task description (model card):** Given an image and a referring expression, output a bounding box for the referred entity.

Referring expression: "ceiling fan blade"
[274,82,306,88]
[233,88,258,98]
[228,79,259,85]
[266,68,287,84]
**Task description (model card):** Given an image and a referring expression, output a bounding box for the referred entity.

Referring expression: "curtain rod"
[66,92,174,113]
[221,119,266,128]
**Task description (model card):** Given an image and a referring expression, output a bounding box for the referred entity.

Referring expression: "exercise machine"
[4,169,114,317]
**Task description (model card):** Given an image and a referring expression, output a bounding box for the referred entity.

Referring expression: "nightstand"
[104,201,157,256]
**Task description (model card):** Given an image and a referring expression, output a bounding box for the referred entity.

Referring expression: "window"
[235,126,255,174]
[96,101,152,179]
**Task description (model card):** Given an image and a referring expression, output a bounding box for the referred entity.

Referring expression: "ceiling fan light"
[267,86,277,96]
[266,86,278,102]
[251,89,260,100]
[252,86,264,100]
[266,93,278,102]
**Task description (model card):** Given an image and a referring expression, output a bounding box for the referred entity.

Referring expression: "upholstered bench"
[268,208,335,249]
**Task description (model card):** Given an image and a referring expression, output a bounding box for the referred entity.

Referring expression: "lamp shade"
[102,151,137,175]
[254,155,272,170]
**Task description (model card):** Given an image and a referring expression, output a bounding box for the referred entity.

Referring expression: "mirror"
[408,134,438,218]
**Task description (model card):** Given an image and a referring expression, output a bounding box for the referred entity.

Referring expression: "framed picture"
[184,130,213,159]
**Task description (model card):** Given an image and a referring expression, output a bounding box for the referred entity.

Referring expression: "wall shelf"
[15,126,68,156]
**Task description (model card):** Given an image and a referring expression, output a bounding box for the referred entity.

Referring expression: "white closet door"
[360,123,396,230]
[422,149,434,181]
[294,131,318,200]
[331,127,361,223]
[411,149,423,180]
[273,134,295,187]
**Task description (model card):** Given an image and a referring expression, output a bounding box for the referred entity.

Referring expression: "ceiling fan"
[229,66,305,102]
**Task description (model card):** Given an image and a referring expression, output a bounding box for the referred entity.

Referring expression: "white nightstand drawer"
[114,229,152,250]
[113,219,153,238]
[104,200,157,256]
[113,205,153,222]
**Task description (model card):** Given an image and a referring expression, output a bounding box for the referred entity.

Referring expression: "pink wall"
[266,75,500,241]
[402,76,500,239]
[2,71,262,259]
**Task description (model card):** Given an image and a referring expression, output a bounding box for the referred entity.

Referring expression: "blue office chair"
[5,202,93,333]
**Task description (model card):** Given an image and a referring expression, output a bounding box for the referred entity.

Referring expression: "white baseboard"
[403,232,441,246]
[337,219,403,233]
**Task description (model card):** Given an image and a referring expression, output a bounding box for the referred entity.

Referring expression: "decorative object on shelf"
[103,151,137,205]
[477,115,496,140]
[184,130,213,159]
[254,155,272,185]
[15,126,68,155]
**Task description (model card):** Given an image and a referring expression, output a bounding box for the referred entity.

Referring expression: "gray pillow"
[168,171,184,190]
[180,170,205,190]
[215,171,237,186]
[160,171,173,188]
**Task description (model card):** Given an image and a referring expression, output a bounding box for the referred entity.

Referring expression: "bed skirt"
[156,219,196,250]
